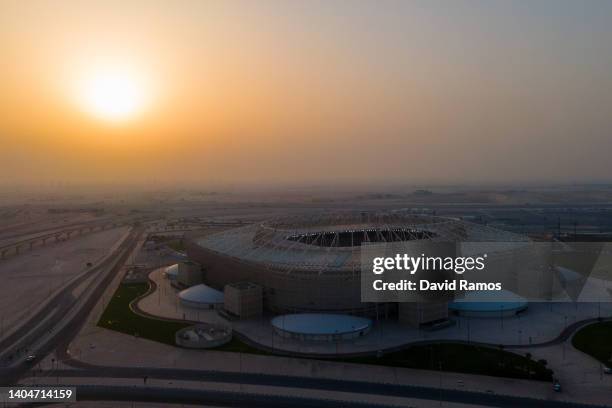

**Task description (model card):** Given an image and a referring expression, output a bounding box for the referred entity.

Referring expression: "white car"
[24,355,36,363]
[603,366,612,374]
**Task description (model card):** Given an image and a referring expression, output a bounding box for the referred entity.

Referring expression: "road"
[23,385,404,408]
[0,226,141,385]
[31,366,610,408]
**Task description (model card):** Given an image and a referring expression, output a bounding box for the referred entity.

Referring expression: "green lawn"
[572,321,612,365]
[97,282,189,345]
[347,343,553,381]
[98,283,552,381]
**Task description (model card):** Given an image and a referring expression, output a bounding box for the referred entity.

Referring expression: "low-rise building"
[224,281,263,319]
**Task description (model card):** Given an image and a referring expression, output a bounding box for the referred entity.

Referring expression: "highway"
[0,219,131,260]
[0,226,141,385]
[28,366,608,408]
[23,385,403,408]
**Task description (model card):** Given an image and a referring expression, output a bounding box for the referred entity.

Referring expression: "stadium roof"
[194,211,528,274]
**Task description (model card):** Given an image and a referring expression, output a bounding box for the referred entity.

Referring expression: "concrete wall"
[186,238,376,314]
[273,325,372,342]
[177,261,203,287]
[224,283,263,319]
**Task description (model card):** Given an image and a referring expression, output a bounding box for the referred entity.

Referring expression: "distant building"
[413,189,433,196]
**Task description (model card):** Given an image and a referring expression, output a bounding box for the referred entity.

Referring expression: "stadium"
[185,211,533,323]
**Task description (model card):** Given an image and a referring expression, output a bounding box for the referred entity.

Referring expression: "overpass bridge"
[0,221,126,260]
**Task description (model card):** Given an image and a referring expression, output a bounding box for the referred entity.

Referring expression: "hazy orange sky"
[1,0,612,187]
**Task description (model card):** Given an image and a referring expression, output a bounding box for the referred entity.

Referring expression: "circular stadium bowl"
[186,211,530,314]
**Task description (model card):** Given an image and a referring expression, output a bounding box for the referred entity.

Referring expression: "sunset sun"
[79,67,149,122]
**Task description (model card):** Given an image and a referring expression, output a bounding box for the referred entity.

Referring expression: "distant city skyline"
[1,0,612,187]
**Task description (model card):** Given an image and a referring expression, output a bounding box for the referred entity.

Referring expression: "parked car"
[24,355,36,363]
[553,381,562,392]
[603,365,612,374]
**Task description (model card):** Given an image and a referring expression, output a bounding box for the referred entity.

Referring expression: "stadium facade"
[186,211,531,322]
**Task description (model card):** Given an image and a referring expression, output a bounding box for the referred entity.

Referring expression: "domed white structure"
[449,290,528,317]
[271,313,372,341]
[164,264,179,281]
[178,284,224,309]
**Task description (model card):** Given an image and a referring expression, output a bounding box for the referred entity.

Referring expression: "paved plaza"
[138,267,612,354]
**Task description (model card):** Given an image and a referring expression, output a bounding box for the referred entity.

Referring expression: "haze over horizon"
[2,0,612,188]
